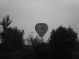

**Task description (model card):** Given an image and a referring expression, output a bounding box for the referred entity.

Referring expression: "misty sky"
[0,0,79,40]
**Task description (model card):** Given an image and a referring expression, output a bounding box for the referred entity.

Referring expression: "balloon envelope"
[35,23,48,37]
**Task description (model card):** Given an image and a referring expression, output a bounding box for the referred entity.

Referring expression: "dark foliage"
[1,27,24,50]
[0,15,12,30]
[0,15,24,50]
[25,36,49,59]
[48,26,77,59]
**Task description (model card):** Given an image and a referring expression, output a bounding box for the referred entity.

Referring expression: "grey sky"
[0,0,79,40]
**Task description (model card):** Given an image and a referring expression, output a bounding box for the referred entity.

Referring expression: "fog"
[0,0,79,40]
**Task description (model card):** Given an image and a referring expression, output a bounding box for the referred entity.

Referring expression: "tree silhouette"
[26,36,48,59]
[0,15,12,30]
[48,26,77,59]
[1,27,24,50]
[0,15,24,50]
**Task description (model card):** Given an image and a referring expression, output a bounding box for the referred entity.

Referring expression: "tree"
[48,26,77,59]
[0,15,24,50]
[1,27,24,50]
[26,36,48,59]
[0,15,12,30]
[26,35,45,49]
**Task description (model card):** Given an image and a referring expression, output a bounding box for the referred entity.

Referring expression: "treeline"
[0,15,79,59]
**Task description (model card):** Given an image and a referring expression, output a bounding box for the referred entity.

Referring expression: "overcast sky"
[0,0,79,40]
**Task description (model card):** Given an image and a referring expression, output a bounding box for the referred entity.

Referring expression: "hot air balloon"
[35,23,48,38]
